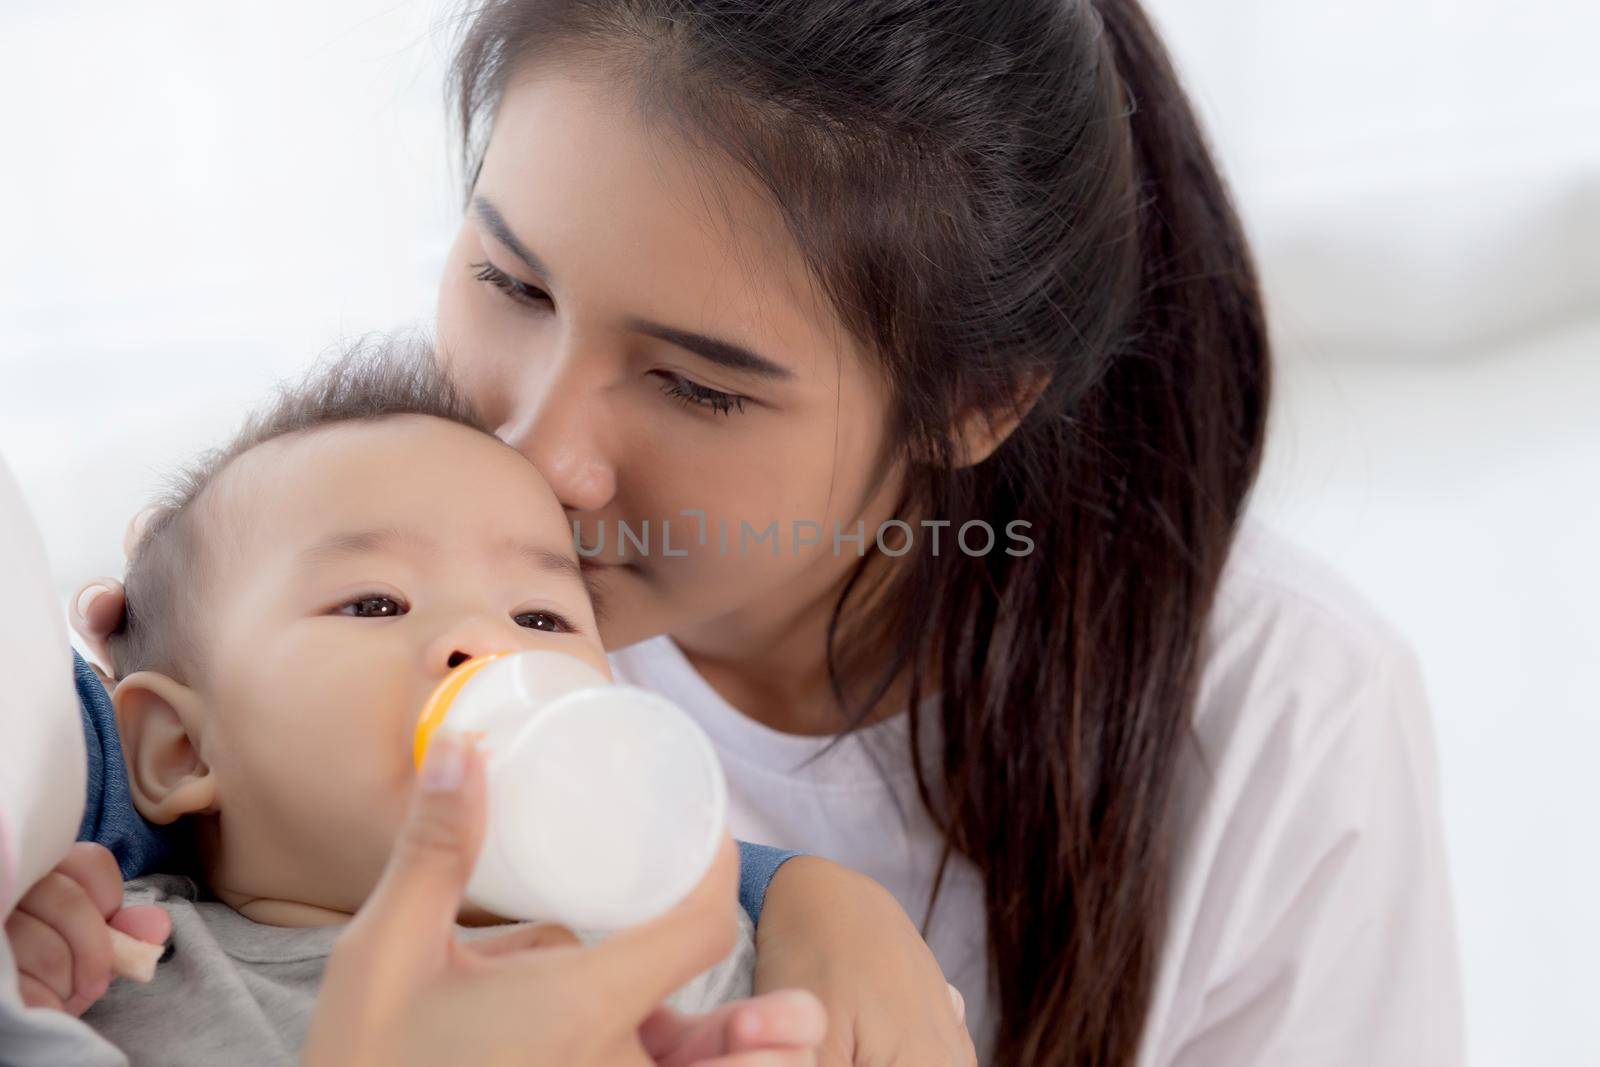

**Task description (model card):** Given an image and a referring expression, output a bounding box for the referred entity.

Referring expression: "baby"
[41,343,756,1065]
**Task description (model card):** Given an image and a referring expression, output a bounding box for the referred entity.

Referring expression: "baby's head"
[108,341,609,923]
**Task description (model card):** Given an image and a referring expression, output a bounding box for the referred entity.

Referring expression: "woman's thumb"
[349,731,487,953]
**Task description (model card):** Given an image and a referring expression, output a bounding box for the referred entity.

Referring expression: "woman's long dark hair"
[453,2,1269,1063]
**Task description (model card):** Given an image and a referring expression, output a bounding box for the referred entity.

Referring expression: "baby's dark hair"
[107,337,487,681]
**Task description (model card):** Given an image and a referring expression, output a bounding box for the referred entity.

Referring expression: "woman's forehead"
[475,67,863,384]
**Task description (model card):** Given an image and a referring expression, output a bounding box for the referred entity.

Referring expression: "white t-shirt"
[608,520,1463,1065]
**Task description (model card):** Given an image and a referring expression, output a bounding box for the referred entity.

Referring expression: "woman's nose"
[497,353,617,514]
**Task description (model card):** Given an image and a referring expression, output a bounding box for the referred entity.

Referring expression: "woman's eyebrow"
[472,195,552,278]
[625,319,794,381]
[471,194,792,383]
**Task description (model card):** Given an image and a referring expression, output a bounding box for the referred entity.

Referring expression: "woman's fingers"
[636,1005,694,1061]
[689,1052,818,1067]
[641,990,827,1065]
[309,739,759,1067]
[341,732,486,965]
[723,991,827,1052]
[463,921,581,960]
[68,578,125,671]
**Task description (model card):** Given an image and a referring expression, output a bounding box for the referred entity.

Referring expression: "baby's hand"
[5,842,170,1016]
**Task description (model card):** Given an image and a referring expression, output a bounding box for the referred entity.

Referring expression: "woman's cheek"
[436,300,516,428]
[434,232,476,348]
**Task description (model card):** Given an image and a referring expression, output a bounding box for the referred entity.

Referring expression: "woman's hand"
[753,857,977,1066]
[303,731,825,1067]
[638,991,827,1067]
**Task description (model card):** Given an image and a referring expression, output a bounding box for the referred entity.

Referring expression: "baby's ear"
[113,671,217,825]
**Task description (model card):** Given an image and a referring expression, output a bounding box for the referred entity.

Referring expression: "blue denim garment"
[70,651,799,921]
[73,650,176,879]
[735,841,802,924]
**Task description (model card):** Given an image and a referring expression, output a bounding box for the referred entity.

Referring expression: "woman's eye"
[470,260,552,308]
[337,595,408,618]
[654,371,748,417]
[514,610,574,633]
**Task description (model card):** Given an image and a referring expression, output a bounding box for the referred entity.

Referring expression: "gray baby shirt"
[61,874,755,1067]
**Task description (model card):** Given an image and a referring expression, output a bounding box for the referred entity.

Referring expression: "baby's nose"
[424,620,510,679]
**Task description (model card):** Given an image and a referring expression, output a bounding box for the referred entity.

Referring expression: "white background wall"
[1,2,1596,1063]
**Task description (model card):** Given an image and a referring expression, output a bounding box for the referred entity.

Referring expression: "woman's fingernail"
[949,984,966,1023]
[75,583,111,620]
[420,730,468,792]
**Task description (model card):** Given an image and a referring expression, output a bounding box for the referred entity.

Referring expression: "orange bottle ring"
[412,652,512,769]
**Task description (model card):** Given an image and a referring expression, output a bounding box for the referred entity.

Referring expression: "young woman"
[67,0,1461,1063]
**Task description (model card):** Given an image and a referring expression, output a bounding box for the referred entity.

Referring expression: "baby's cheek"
[316,769,417,911]
[368,760,418,838]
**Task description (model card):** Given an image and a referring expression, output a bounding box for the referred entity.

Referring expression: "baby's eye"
[514,610,574,633]
[337,595,408,618]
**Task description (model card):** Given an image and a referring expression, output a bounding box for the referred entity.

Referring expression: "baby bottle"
[412,650,727,930]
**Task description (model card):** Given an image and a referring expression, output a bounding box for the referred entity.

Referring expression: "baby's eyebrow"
[505,542,584,584]
[504,542,604,620]
[299,526,425,564]
[298,528,585,589]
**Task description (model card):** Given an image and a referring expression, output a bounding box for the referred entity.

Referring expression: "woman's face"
[436,66,903,652]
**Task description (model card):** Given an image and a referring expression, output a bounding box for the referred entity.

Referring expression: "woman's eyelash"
[656,371,748,416]
[471,257,743,417]
[514,610,576,633]
[470,260,552,306]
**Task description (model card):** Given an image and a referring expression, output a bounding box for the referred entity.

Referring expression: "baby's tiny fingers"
[6,911,75,1003]
[68,578,125,671]
[108,905,171,947]
[17,971,66,1013]
[15,872,113,1002]
[54,842,125,917]
[122,506,160,557]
